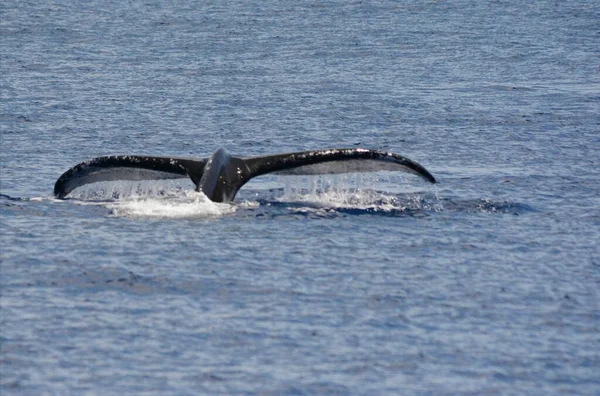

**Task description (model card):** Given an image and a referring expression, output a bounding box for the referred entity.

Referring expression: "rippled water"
[2,1,599,394]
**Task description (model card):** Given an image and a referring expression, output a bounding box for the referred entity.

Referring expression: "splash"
[106,191,235,219]
[51,174,444,218]
[66,180,235,219]
[276,173,441,212]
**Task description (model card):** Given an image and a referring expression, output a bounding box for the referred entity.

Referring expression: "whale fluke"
[244,148,436,182]
[54,148,436,202]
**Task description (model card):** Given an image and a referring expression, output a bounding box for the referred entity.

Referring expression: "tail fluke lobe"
[53,155,206,198]
[242,148,436,184]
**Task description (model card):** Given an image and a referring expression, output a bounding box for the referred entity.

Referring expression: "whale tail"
[54,148,436,202]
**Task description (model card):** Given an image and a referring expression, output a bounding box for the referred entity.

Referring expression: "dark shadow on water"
[240,190,536,219]
[248,200,433,219]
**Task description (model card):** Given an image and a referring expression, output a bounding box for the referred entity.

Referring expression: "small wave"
[439,197,535,215]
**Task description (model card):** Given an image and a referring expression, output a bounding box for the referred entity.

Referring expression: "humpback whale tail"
[54,148,436,203]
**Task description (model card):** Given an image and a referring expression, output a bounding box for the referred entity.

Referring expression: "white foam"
[65,180,235,219]
[106,191,235,219]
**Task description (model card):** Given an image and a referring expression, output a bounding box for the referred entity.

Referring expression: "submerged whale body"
[54,147,436,203]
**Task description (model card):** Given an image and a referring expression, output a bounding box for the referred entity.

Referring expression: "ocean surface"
[1,1,599,394]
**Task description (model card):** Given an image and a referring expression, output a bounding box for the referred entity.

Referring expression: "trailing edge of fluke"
[54,147,436,203]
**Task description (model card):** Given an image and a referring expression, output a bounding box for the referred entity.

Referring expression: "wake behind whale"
[54,147,436,203]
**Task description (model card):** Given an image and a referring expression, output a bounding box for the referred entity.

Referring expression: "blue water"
[2,1,599,394]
